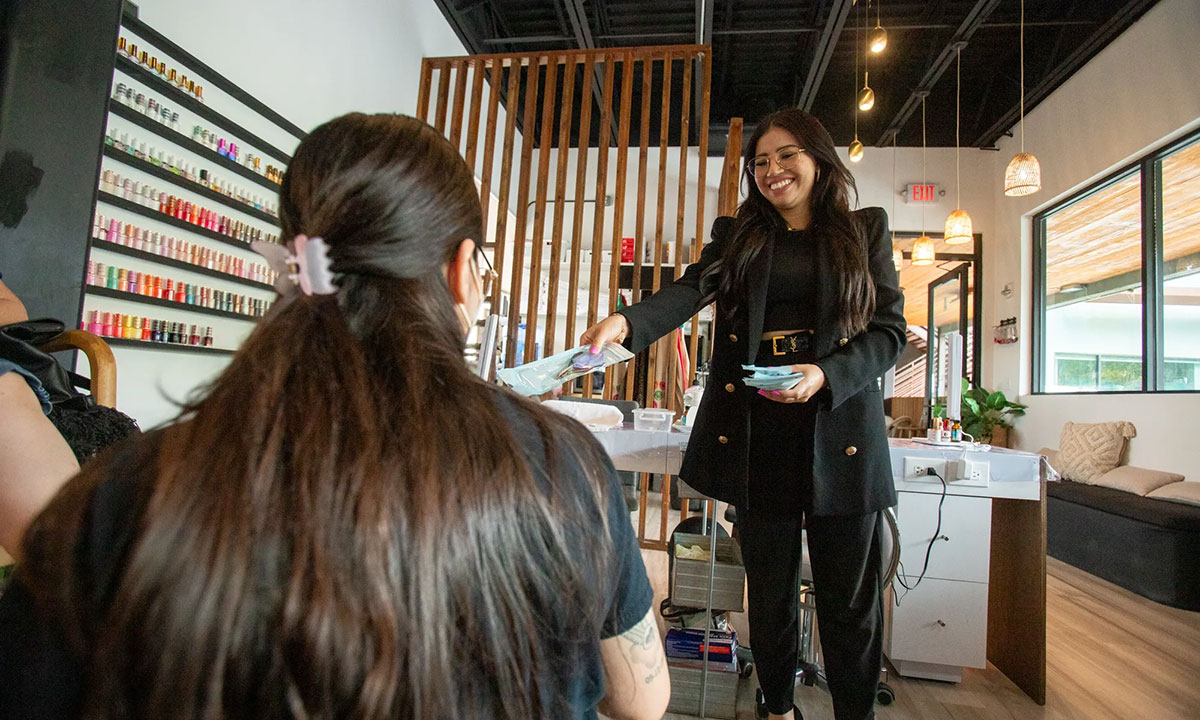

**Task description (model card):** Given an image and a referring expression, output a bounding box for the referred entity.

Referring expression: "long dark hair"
[708,109,876,335]
[20,113,615,719]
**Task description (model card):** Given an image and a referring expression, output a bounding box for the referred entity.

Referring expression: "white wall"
[983,0,1200,480]
[102,0,472,428]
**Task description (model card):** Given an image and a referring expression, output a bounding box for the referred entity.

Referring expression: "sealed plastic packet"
[497,342,634,396]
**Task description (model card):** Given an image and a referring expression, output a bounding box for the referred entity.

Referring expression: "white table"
[592,426,1047,705]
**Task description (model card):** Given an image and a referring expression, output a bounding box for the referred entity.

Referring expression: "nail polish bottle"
[187,324,197,345]
[185,283,194,305]
[117,37,127,55]
[217,138,227,157]
[204,327,213,347]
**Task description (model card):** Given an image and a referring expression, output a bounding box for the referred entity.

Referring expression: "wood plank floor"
[624,495,1200,720]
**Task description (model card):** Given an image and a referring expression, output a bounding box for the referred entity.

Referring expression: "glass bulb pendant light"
[945,45,973,244]
[1004,0,1041,196]
[913,93,934,266]
[849,139,865,162]
[858,72,876,112]
[849,10,868,164]
[869,0,888,53]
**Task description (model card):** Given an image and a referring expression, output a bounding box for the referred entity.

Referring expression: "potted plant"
[933,380,1027,447]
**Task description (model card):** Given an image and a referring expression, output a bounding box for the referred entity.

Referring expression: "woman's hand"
[757,364,827,404]
[580,314,630,351]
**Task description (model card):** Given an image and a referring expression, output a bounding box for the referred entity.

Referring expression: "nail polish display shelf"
[101,145,278,224]
[96,191,261,252]
[108,103,281,194]
[114,53,292,165]
[89,239,274,292]
[104,336,234,356]
[87,285,263,322]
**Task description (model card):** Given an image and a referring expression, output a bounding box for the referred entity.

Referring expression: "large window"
[1034,129,1200,394]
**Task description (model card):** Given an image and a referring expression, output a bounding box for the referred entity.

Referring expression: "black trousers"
[738,509,884,720]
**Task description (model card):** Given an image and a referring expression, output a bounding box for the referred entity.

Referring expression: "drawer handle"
[936,620,946,627]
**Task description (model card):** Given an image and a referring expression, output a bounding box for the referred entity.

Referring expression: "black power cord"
[893,467,948,607]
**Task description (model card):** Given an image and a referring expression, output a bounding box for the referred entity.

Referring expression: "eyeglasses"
[747,145,807,177]
[475,248,498,299]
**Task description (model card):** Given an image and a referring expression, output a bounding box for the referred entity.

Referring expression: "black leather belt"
[761,331,812,356]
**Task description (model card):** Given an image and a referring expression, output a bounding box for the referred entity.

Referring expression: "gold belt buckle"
[771,335,796,356]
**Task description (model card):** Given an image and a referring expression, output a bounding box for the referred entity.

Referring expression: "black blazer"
[618,207,905,516]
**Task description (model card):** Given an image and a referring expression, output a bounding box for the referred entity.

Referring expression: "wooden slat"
[477,62,503,247]
[585,58,617,399]
[605,51,636,400]
[463,59,486,171]
[675,56,694,380]
[524,54,559,361]
[626,54,654,403]
[433,62,451,134]
[489,66,521,314]
[416,58,432,123]
[719,117,743,216]
[688,49,713,381]
[448,58,468,148]
[545,55,577,358]
[506,62,540,366]
[564,56,596,362]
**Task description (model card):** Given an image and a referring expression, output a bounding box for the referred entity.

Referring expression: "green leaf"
[964,397,980,413]
[987,391,1006,410]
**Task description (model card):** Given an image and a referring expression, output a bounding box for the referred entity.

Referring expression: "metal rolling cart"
[666,480,747,719]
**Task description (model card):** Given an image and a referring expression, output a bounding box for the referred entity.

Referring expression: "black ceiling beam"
[796,0,854,111]
[693,0,715,143]
[562,0,618,143]
[972,0,1161,148]
[874,0,1003,148]
[431,0,485,55]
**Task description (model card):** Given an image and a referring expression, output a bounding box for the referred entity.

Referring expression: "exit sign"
[907,183,939,203]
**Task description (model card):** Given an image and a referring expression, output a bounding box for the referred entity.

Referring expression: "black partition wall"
[0,0,123,324]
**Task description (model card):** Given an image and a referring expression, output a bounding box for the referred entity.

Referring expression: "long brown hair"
[20,113,615,719]
[706,109,876,335]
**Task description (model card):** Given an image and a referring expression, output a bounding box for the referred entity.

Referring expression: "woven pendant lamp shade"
[911,235,936,266]
[1004,153,1041,196]
[944,209,973,245]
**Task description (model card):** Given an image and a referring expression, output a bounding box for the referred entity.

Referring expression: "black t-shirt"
[0,395,653,719]
[763,227,819,332]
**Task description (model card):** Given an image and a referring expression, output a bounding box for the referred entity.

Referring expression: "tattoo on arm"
[622,612,666,684]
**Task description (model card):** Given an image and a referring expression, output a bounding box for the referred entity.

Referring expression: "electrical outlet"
[902,457,947,482]
[962,460,990,487]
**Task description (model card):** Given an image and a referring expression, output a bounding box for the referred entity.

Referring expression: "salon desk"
[592,426,1047,705]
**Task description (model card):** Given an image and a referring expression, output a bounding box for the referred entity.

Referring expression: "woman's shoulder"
[852,206,888,227]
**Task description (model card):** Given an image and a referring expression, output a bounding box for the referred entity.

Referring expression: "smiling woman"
[582,107,906,720]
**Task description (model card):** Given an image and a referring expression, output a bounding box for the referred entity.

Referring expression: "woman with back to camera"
[0,113,669,720]
[582,108,905,720]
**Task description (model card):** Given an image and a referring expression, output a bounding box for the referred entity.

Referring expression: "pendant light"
[1004,0,1041,196]
[892,131,903,271]
[858,1,875,111]
[870,0,888,54]
[944,45,973,244]
[848,4,865,162]
[911,94,935,266]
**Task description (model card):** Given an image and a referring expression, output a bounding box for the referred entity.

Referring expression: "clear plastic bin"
[632,408,674,432]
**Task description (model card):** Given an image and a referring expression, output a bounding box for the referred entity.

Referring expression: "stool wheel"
[876,681,896,706]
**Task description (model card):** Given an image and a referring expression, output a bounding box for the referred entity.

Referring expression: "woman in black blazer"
[582,109,905,720]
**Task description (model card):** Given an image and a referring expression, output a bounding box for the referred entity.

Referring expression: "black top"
[763,228,819,333]
[0,396,653,720]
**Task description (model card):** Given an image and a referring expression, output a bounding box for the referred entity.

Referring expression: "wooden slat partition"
[719,118,744,216]
[418,46,714,550]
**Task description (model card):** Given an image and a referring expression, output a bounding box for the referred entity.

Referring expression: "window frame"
[1032,126,1200,395]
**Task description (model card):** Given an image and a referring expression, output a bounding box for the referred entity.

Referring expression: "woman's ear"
[447,238,477,305]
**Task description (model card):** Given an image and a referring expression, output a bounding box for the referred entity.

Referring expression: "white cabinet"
[885,491,992,682]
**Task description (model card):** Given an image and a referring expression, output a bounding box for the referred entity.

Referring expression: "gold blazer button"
[728,333,738,342]
[718,435,729,444]
[838,337,849,346]
[845,446,858,456]
[725,383,735,393]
